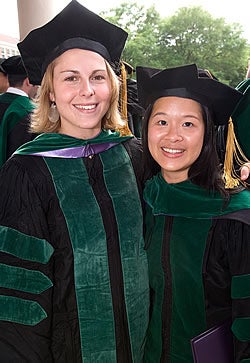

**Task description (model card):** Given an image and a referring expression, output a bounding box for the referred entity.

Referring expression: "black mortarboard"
[0,58,7,74]
[1,56,27,76]
[136,63,242,126]
[17,0,128,85]
[198,68,218,80]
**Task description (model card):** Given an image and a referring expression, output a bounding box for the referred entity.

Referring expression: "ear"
[24,77,31,87]
[49,91,55,102]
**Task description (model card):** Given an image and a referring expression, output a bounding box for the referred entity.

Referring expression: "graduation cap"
[136,63,246,188]
[17,0,128,85]
[136,64,241,126]
[0,58,7,74]
[198,68,218,80]
[1,55,27,76]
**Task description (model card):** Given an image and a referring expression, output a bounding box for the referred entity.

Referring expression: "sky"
[1,0,250,42]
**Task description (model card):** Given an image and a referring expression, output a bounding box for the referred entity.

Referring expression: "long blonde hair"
[30,56,131,136]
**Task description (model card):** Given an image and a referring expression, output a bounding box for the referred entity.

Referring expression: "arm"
[0,156,55,361]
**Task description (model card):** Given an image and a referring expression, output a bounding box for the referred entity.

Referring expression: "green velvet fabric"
[0,295,47,326]
[45,143,148,362]
[232,274,250,299]
[232,318,250,342]
[0,94,34,166]
[144,173,250,218]
[144,212,209,362]
[0,263,52,293]
[144,173,250,361]
[15,129,132,154]
[170,218,209,362]
[0,225,54,263]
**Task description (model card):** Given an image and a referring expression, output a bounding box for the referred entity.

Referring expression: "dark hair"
[142,100,229,198]
[8,74,27,87]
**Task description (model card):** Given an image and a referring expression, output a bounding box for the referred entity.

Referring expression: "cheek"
[148,129,159,157]
[100,84,112,101]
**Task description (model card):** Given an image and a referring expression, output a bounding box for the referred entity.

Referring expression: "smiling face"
[148,96,205,183]
[49,48,112,139]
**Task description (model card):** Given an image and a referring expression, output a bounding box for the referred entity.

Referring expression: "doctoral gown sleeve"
[204,217,250,362]
[0,155,81,362]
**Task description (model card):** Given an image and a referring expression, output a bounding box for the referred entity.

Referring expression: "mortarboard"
[17,0,128,85]
[0,58,7,74]
[136,63,242,126]
[1,55,27,76]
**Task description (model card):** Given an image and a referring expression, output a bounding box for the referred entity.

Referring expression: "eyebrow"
[152,111,200,119]
[60,69,107,74]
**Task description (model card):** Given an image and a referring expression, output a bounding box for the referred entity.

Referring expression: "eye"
[183,121,194,127]
[94,74,105,80]
[158,119,167,126]
[65,75,78,82]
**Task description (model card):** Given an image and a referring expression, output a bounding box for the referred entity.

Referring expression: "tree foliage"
[101,3,249,86]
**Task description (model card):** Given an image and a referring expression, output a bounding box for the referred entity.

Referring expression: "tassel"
[118,62,133,136]
[223,117,249,189]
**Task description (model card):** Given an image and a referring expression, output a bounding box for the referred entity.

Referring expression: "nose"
[79,79,94,97]
[165,124,183,141]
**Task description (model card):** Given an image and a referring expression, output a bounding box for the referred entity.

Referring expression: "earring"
[48,102,60,123]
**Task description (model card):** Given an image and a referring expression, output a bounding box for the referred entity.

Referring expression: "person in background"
[0,1,149,362]
[0,59,9,94]
[136,63,250,362]
[0,55,38,166]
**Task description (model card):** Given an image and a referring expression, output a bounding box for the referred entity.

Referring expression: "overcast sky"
[1,0,249,41]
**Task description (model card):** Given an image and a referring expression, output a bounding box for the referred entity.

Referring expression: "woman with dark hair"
[137,63,250,362]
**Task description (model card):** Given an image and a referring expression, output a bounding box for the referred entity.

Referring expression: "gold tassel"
[223,117,249,189]
[118,62,133,136]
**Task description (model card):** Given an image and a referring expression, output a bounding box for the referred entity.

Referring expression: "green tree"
[102,3,249,86]
[157,6,248,86]
[101,2,161,69]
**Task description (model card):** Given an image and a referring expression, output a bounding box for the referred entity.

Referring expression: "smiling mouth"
[162,147,184,154]
[75,104,96,110]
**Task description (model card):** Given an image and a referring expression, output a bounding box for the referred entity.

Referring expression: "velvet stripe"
[0,295,47,325]
[231,274,250,299]
[100,144,149,362]
[45,157,116,361]
[169,218,209,361]
[232,318,250,341]
[0,263,52,293]
[0,225,54,263]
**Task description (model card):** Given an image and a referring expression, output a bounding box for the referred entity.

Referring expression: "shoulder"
[123,136,142,154]
[0,154,51,188]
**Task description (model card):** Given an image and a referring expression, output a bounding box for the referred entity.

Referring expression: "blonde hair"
[30,56,131,136]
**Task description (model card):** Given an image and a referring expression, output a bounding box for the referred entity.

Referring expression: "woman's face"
[50,48,112,139]
[148,96,205,183]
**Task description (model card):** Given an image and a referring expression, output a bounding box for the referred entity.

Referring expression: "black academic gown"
[0,135,149,363]
[143,175,250,363]
[0,92,36,165]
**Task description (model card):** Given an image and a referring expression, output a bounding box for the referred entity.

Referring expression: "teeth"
[162,147,183,154]
[75,104,96,110]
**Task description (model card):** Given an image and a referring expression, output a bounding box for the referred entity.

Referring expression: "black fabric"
[0,137,144,362]
[17,0,128,84]
[136,64,243,125]
[203,217,250,360]
[1,56,27,76]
